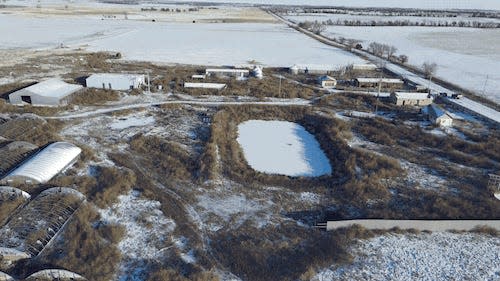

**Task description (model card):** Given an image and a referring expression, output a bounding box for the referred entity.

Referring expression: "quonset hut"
[9,79,83,107]
[2,142,81,184]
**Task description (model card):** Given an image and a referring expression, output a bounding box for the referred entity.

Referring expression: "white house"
[8,79,83,107]
[86,73,145,90]
[391,92,432,106]
[317,75,337,88]
[427,104,453,127]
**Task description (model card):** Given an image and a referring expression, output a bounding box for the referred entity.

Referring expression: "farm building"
[406,80,428,92]
[191,74,206,79]
[351,63,378,71]
[25,269,87,281]
[0,271,14,281]
[317,75,337,88]
[8,79,83,107]
[427,104,453,127]
[252,66,263,79]
[288,64,335,75]
[391,92,432,106]
[354,78,404,88]
[2,142,81,184]
[86,73,145,90]
[205,68,249,78]
[184,82,226,90]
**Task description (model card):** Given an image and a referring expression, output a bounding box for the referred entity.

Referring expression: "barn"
[391,92,432,106]
[8,79,83,107]
[2,142,81,184]
[317,75,337,88]
[86,73,146,90]
[354,78,404,88]
[427,104,453,127]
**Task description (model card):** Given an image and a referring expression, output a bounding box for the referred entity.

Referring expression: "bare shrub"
[71,88,120,105]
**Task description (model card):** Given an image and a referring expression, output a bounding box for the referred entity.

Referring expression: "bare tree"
[311,21,326,34]
[387,46,398,59]
[422,62,438,78]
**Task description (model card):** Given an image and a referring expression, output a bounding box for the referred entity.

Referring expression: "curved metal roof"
[4,142,81,184]
[0,186,30,199]
[0,271,15,281]
[25,269,86,281]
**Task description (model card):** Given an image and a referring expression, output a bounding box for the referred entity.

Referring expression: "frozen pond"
[237,120,332,177]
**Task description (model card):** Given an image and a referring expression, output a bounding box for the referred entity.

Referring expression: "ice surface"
[236,120,332,177]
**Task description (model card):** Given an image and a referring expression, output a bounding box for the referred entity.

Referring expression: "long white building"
[9,79,83,107]
[86,73,145,90]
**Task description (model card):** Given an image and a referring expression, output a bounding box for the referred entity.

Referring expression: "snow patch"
[237,120,332,177]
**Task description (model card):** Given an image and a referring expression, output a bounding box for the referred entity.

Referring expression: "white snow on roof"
[87,73,145,81]
[5,142,81,184]
[26,269,86,280]
[318,75,336,81]
[428,104,451,119]
[237,120,332,177]
[184,82,227,90]
[394,92,430,100]
[356,78,404,83]
[17,78,82,98]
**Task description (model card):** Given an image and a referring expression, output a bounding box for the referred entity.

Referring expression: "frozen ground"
[318,25,500,104]
[313,232,500,281]
[237,120,332,177]
[0,12,365,67]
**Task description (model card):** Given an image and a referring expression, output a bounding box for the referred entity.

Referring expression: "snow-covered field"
[314,232,500,281]
[0,12,365,67]
[236,120,332,177]
[319,25,500,104]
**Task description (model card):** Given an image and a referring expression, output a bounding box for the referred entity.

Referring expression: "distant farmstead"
[391,92,432,106]
[8,79,83,107]
[184,82,226,90]
[317,75,337,88]
[86,73,146,90]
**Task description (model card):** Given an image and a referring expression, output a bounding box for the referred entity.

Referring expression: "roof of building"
[356,78,404,84]
[0,186,30,199]
[4,142,81,184]
[87,73,145,81]
[318,75,336,81]
[25,269,86,281]
[13,79,82,99]
[184,82,226,90]
[428,104,453,120]
[206,68,249,73]
[292,64,336,71]
[0,271,15,281]
[393,92,431,100]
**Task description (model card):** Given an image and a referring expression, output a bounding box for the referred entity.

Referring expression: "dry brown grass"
[71,88,120,105]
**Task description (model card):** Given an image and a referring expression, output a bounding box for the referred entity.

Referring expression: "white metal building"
[355,78,404,88]
[8,79,83,107]
[2,142,82,184]
[391,92,432,106]
[184,82,226,90]
[205,68,249,78]
[317,75,337,88]
[351,64,377,71]
[86,73,145,90]
[427,104,453,127]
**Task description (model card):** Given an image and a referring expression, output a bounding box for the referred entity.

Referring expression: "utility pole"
[278,75,282,97]
[146,71,151,94]
[482,75,489,97]
[375,74,382,114]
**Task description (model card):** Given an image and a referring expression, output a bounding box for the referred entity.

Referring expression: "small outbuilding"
[86,73,145,90]
[391,92,432,106]
[8,79,83,107]
[317,75,337,88]
[351,64,377,71]
[252,66,263,79]
[427,104,453,127]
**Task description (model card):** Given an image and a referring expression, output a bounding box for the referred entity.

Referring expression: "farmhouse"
[427,104,453,127]
[86,73,145,90]
[354,78,404,88]
[391,92,432,106]
[317,75,337,88]
[184,82,226,90]
[8,79,83,107]
[205,68,249,78]
[2,142,82,184]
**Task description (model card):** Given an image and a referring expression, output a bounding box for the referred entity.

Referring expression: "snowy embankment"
[237,120,331,177]
[314,232,500,281]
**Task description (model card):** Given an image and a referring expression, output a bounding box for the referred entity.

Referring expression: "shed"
[391,92,432,106]
[355,78,404,88]
[205,68,249,78]
[317,75,337,88]
[427,104,453,127]
[184,82,226,90]
[8,79,83,107]
[2,142,81,184]
[289,64,335,75]
[351,64,377,71]
[86,73,145,90]
[191,74,206,79]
